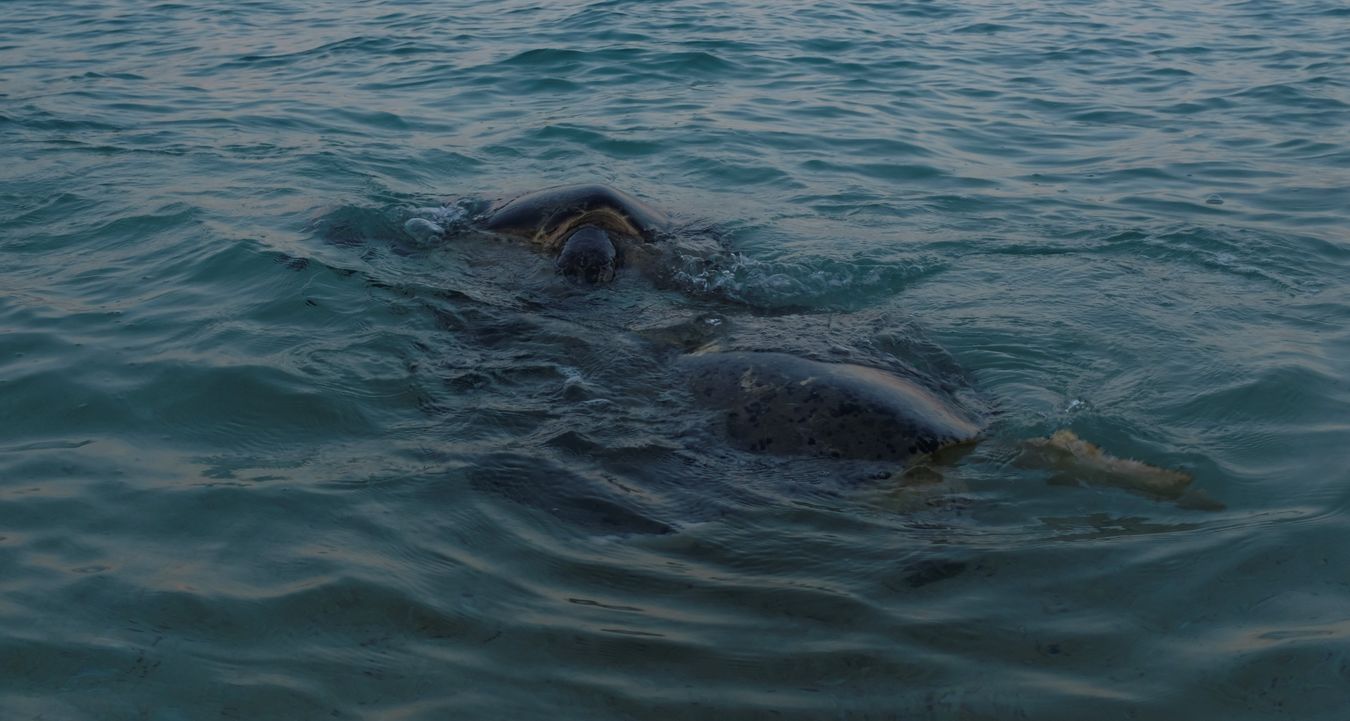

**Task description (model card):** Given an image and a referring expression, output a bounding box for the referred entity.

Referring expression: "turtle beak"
[556,226,617,283]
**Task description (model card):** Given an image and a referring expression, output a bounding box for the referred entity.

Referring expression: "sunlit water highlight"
[2,1,1348,719]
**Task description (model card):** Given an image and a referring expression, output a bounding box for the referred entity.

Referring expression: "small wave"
[225,35,429,68]
[498,47,601,68]
[952,23,1015,34]
[1097,224,1341,292]
[527,124,664,159]
[1229,82,1350,110]
[308,200,473,250]
[665,251,938,309]
[5,106,122,133]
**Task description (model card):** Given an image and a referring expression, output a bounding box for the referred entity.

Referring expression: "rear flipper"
[1017,429,1223,510]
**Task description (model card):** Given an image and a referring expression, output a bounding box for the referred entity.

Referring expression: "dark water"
[2,1,1349,718]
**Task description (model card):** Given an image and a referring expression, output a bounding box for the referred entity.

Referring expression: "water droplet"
[1205,193,1224,205]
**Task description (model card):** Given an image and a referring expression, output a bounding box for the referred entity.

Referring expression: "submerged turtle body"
[678,350,1202,504]
[483,184,670,282]
[679,351,982,462]
[472,186,1203,504]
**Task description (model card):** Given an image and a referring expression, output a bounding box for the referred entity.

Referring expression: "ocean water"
[2,0,1348,718]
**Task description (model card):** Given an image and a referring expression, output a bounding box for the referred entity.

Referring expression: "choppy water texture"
[2,1,1349,718]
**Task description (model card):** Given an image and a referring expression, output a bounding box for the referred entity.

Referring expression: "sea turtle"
[472,185,1209,506]
[675,348,1209,506]
[637,305,1209,507]
[482,184,671,283]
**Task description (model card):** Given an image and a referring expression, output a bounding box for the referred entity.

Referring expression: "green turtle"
[676,349,1210,506]
[482,184,670,283]
[479,186,1211,506]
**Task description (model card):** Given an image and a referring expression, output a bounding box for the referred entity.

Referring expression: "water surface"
[2,1,1348,719]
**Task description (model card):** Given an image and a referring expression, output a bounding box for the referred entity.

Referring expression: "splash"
[666,250,934,309]
[402,204,469,246]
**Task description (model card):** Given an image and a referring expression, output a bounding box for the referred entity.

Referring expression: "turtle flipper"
[1016,429,1218,507]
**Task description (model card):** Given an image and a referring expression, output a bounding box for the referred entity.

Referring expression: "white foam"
[403,217,445,245]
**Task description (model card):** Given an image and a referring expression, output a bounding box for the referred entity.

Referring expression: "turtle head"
[556,225,617,283]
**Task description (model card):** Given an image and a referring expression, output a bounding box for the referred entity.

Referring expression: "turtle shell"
[483,184,669,250]
[679,351,982,462]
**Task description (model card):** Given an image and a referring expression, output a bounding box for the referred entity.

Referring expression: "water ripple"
[2,0,1349,718]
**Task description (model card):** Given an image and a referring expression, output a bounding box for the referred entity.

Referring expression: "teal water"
[2,1,1349,718]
